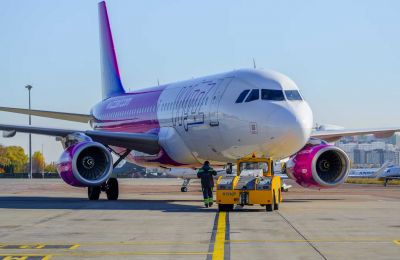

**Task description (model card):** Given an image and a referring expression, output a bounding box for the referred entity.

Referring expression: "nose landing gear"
[180,179,190,192]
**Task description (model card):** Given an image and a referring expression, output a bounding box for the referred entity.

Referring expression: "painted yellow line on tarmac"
[68,245,80,250]
[0,244,79,250]
[0,241,207,246]
[212,211,226,260]
[0,251,210,257]
[0,255,52,260]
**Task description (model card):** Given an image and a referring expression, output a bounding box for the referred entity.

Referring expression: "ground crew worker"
[197,161,217,207]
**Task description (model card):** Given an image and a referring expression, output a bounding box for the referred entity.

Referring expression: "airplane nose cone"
[267,103,313,156]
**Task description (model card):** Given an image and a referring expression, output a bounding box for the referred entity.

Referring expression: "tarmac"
[0,178,399,260]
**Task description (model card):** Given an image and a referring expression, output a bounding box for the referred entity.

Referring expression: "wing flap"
[0,107,91,123]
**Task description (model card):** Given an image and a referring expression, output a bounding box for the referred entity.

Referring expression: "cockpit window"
[285,90,302,101]
[261,89,285,101]
[245,89,260,102]
[235,89,250,103]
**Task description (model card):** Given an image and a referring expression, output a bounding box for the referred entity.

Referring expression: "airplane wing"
[311,127,400,142]
[0,124,160,155]
[0,107,92,123]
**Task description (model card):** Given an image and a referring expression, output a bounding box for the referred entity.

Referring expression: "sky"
[0,0,399,163]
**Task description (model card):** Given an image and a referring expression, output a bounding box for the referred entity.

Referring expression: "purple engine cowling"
[56,141,113,187]
[286,142,350,189]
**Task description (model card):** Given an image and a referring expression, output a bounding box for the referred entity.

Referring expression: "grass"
[346,178,400,185]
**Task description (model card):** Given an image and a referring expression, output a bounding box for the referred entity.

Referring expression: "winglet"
[371,161,391,178]
[98,1,125,99]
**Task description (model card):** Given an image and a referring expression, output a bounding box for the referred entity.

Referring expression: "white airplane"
[380,165,400,186]
[166,164,292,192]
[349,161,400,186]
[164,168,227,192]
[0,1,399,200]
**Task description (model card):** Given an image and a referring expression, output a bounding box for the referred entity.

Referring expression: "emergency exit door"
[208,77,233,126]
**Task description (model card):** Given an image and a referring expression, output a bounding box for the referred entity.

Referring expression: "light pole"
[25,85,32,179]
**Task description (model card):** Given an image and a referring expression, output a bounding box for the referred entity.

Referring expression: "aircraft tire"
[106,178,119,200]
[181,187,188,192]
[88,186,101,200]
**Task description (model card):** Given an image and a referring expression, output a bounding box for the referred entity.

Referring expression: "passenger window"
[285,90,303,101]
[245,89,259,102]
[261,89,285,101]
[235,90,250,103]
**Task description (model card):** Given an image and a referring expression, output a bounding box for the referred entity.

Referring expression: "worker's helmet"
[204,161,210,166]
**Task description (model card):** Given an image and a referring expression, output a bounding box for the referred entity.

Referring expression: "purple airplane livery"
[1,1,399,200]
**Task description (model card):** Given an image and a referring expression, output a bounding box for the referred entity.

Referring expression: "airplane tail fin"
[371,161,391,178]
[98,1,125,99]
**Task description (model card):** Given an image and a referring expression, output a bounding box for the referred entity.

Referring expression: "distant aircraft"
[0,1,399,200]
[349,162,400,186]
[164,168,226,192]
[165,166,292,192]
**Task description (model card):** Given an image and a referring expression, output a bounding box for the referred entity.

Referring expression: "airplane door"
[208,78,233,126]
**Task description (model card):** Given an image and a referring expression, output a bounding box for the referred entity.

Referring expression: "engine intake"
[56,141,113,187]
[286,143,350,189]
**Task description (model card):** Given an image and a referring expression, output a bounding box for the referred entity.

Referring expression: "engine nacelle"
[56,141,113,187]
[286,143,350,189]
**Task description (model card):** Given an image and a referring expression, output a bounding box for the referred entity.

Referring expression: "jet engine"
[285,141,350,189]
[56,141,113,187]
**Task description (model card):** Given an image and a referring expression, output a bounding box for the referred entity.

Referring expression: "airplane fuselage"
[91,69,314,168]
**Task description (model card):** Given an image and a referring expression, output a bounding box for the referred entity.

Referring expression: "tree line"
[0,144,57,173]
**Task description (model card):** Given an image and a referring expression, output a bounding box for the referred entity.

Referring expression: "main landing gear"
[181,179,190,192]
[88,178,119,200]
[87,149,130,201]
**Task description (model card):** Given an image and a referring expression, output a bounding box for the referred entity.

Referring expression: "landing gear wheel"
[106,178,119,200]
[273,193,279,210]
[88,186,101,200]
[181,187,188,192]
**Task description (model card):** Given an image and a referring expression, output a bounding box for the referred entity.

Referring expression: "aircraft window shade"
[245,89,259,102]
[261,89,285,101]
[235,89,250,103]
[285,90,303,101]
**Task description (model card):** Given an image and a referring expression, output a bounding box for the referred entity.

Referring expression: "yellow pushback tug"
[216,156,282,212]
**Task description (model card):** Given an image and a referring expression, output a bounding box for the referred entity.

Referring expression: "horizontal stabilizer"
[0,107,91,123]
